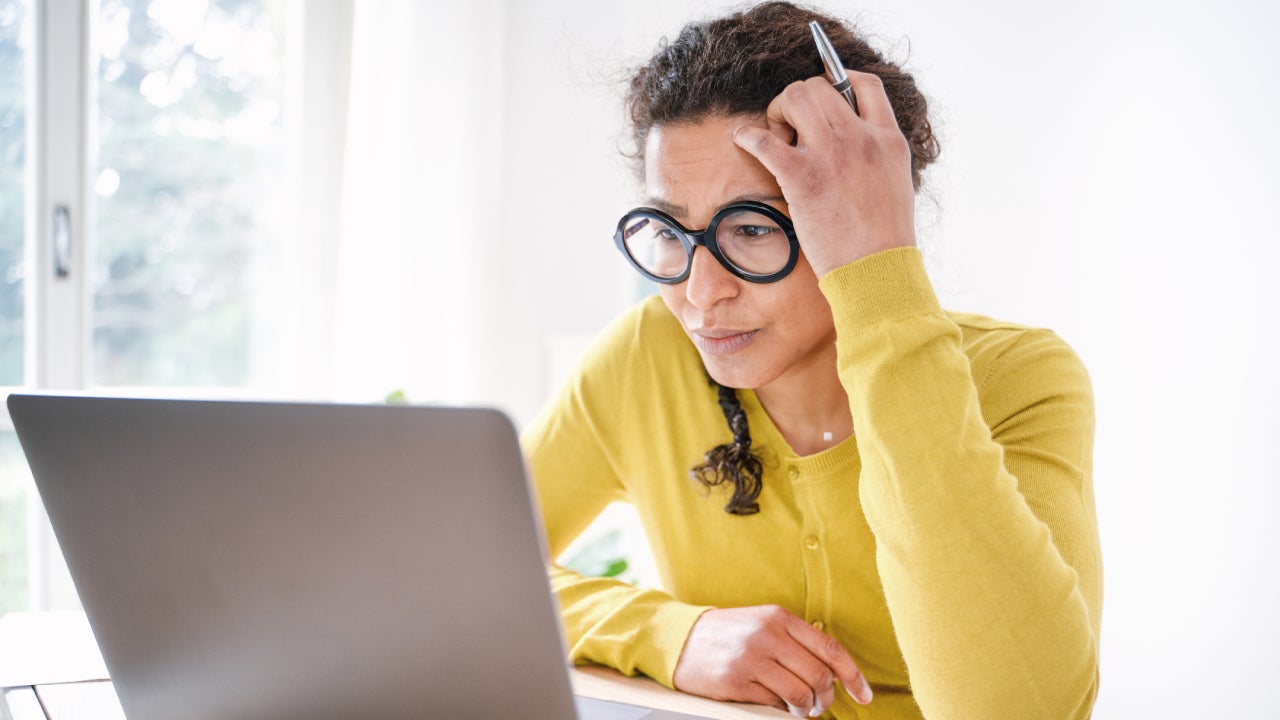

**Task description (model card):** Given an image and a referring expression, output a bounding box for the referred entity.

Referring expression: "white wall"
[478,1,1280,717]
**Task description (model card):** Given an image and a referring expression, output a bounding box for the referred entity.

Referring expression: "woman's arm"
[821,247,1100,719]
[734,69,1100,717]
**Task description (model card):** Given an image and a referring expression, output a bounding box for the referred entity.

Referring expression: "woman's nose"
[683,246,740,309]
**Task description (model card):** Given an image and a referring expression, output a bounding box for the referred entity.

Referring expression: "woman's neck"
[754,349,852,457]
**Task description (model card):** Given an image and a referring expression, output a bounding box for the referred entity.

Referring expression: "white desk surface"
[0,612,788,720]
[572,665,790,719]
[1,669,787,720]
[0,613,109,687]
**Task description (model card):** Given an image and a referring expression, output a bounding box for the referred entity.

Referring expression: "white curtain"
[282,0,505,406]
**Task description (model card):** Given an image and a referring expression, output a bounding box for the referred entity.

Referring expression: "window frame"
[5,0,93,611]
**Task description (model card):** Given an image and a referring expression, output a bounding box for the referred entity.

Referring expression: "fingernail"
[808,702,824,717]
[845,677,872,704]
[786,702,807,718]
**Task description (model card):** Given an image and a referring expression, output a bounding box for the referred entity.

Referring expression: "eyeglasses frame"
[612,201,801,285]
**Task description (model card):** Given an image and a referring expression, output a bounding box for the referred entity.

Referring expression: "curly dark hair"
[625,1,939,190]
[626,2,940,515]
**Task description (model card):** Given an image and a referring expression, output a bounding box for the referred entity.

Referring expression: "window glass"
[0,0,30,616]
[0,0,28,388]
[92,0,285,386]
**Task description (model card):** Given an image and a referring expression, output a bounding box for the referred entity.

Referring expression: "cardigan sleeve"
[520,307,712,687]
[818,248,1101,719]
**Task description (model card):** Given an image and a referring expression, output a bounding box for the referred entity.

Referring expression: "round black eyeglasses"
[613,202,800,284]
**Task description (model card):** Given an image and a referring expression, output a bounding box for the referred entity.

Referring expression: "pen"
[808,20,859,116]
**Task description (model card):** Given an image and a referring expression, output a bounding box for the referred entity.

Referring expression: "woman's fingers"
[771,77,844,140]
[735,78,844,181]
[770,624,838,713]
[844,69,899,128]
[734,71,895,176]
[758,70,893,148]
[784,620,874,705]
[672,606,872,717]
[731,123,799,187]
[760,662,826,717]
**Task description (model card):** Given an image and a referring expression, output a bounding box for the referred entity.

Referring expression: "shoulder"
[579,295,699,376]
[947,311,1093,431]
[947,310,1089,385]
[551,296,709,416]
[523,295,720,472]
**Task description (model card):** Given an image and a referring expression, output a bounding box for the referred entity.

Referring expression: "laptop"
[8,394,709,720]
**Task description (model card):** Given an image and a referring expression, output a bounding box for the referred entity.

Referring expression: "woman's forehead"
[643,118,781,223]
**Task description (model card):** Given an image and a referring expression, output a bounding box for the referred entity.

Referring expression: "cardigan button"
[805,536,820,551]
[811,620,825,632]
[788,466,800,480]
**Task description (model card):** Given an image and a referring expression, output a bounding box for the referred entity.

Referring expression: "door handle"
[53,204,71,278]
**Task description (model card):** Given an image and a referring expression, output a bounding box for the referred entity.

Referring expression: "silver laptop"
[8,394,707,720]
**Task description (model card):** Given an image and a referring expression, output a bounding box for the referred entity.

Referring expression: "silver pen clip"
[809,21,859,116]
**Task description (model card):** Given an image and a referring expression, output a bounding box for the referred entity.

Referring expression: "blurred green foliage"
[562,527,633,583]
[91,0,284,386]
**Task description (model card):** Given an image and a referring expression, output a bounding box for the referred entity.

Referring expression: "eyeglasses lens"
[714,209,790,276]
[622,215,687,280]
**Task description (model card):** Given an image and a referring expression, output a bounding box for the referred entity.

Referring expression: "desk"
[1,682,125,720]
[0,613,787,720]
[572,665,789,719]
[0,669,787,720]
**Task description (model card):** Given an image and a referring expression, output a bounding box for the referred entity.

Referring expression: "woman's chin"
[699,356,766,391]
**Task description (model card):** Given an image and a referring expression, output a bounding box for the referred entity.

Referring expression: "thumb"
[731,123,798,184]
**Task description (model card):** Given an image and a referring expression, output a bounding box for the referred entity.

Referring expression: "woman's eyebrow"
[732,193,787,206]
[641,194,788,217]
[642,198,684,216]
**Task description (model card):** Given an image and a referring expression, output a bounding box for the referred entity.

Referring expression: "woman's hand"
[732,70,917,278]
[672,605,873,717]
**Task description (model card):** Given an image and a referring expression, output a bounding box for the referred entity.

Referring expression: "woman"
[523,3,1101,718]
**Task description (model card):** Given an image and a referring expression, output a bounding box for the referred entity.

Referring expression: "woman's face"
[646,115,837,393]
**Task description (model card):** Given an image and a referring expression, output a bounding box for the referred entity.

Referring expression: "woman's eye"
[656,228,681,242]
[733,225,776,238]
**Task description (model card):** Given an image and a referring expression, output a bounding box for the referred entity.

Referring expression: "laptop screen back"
[8,395,579,720]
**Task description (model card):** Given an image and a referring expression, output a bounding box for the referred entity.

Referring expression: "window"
[2,0,540,614]
[0,0,31,617]
[0,0,335,613]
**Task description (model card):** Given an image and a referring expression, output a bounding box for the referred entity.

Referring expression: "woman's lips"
[691,329,759,356]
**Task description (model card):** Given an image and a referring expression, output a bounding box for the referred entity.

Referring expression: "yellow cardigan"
[522,248,1101,719]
